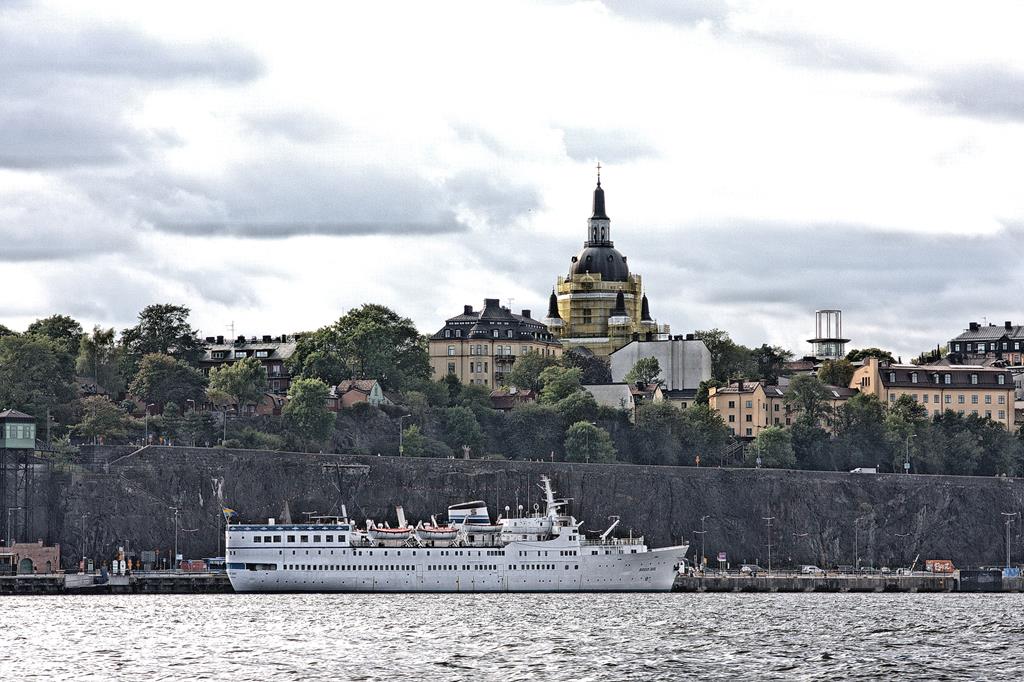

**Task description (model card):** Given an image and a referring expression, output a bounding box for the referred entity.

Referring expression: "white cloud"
[1,0,1023,362]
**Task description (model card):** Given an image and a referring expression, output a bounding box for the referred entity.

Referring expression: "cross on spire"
[596,161,602,186]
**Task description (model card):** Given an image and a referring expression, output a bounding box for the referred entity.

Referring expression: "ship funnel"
[396,505,408,528]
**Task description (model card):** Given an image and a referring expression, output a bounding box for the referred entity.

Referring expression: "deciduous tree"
[506,350,559,392]
[208,357,269,410]
[27,314,83,356]
[624,356,662,387]
[128,353,207,409]
[564,421,616,463]
[283,378,335,449]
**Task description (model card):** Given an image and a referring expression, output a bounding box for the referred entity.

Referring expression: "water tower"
[808,310,849,360]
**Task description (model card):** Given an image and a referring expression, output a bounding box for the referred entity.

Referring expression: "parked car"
[800,565,825,575]
[740,564,765,576]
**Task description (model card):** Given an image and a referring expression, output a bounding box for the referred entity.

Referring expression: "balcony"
[494,354,516,364]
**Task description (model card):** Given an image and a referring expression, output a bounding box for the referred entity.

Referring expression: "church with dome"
[545,171,668,358]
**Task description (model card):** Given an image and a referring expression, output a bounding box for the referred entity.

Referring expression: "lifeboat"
[416,516,458,542]
[366,521,412,542]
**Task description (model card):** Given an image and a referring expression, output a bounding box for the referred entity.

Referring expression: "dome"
[569,245,630,282]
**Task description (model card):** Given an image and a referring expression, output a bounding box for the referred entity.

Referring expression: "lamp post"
[792,532,808,565]
[398,414,412,455]
[763,515,775,575]
[1001,512,1018,570]
[904,434,915,473]
[694,515,711,571]
[6,506,24,548]
[894,532,911,569]
[169,506,180,571]
[144,403,156,444]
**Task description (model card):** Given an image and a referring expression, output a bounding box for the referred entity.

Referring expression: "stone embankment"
[19,446,1024,569]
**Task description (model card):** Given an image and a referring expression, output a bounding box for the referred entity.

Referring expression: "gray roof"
[0,409,34,420]
[201,339,297,363]
[951,324,1024,342]
[879,364,1012,388]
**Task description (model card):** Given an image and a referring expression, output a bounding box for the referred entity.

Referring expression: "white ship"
[226,476,688,592]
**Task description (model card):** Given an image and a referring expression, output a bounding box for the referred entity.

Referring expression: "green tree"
[679,404,731,466]
[442,406,484,455]
[27,314,83,356]
[832,393,889,470]
[504,404,564,460]
[564,421,616,463]
[506,350,559,392]
[694,329,754,382]
[120,304,204,379]
[0,334,76,429]
[846,347,896,364]
[283,378,336,450]
[401,424,453,458]
[631,401,683,465]
[208,357,269,410]
[128,353,207,409]
[0,325,17,338]
[538,366,583,404]
[751,344,793,385]
[817,358,855,387]
[561,348,611,384]
[624,356,662,386]
[74,396,136,443]
[784,374,833,427]
[695,379,722,406]
[289,304,429,391]
[554,390,599,425]
[747,426,796,468]
[791,420,831,470]
[76,326,124,395]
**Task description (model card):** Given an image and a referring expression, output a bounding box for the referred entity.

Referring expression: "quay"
[0,572,231,595]
[673,571,1024,593]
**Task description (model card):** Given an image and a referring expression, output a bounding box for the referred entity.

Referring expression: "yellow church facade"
[545,174,668,358]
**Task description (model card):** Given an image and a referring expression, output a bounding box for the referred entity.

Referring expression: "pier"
[0,572,231,595]
[673,571,1024,593]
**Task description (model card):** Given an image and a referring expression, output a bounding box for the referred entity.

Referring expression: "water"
[2,593,1021,680]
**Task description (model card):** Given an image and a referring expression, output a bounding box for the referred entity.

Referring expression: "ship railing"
[580,536,645,547]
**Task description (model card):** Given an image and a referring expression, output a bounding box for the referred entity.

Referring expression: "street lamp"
[585,421,597,464]
[763,515,775,575]
[693,515,711,571]
[904,434,915,473]
[144,403,156,444]
[6,507,24,548]
[169,506,180,570]
[398,414,412,455]
[1001,512,1019,570]
[895,532,911,570]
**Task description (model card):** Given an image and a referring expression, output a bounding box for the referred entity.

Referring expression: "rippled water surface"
[2,593,1022,680]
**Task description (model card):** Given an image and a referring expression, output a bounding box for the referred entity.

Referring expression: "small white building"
[582,383,636,417]
[609,335,711,408]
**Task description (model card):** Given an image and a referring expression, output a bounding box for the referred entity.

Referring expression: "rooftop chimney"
[205,336,215,343]
[464,305,473,315]
[685,333,695,341]
[970,322,980,332]
[1006,321,1013,330]
[216,335,224,344]
[521,309,531,319]
[263,335,272,342]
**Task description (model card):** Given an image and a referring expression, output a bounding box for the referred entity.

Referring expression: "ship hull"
[227,544,686,593]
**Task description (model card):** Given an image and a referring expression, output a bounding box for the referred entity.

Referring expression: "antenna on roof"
[226,321,235,338]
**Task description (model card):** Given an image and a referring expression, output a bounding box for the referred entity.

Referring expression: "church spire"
[587,163,611,245]
[591,163,608,220]
[547,289,561,320]
[641,294,652,321]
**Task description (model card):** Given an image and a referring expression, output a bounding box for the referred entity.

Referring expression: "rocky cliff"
[26,446,1024,569]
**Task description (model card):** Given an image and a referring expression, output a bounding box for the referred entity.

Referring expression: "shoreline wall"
[24,446,1024,569]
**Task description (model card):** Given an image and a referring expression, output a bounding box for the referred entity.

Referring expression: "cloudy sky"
[3,1,1024,360]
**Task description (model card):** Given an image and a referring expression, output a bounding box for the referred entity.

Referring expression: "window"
[970,374,978,385]
[999,410,1006,419]
[998,395,1006,404]
[234,351,247,359]
[444,329,451,338]
[958,395,965,404]
[300,535,309,542]
[889,394,896,402]
[998,375,1005,385]
[971,395,978,404]
[954,343,960,351]
[287,535,295,542]
[447,345,456,356]
[1003,342,1008,350]
[745,428,752,436]
[911,394,918,402]
[455,330,462,338]
[944,395,952,404]
[986,411,992,418]
[944,374,951,385]
[934,394,939,403]
[447,363,455,374]
[745,414,752,422]
[923,394,929,403]
[254,536,261,543]
[728,401,736,409]
[984,395,991,404]
[728,415,735,423]
[507,330,513,338]
[255,350,269,358]
[910,372,918,384]
[583,308,592,324]
[492,330,499,338]
[745,400,752,409]
[889,372,896,383]
[774,404,780,412]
